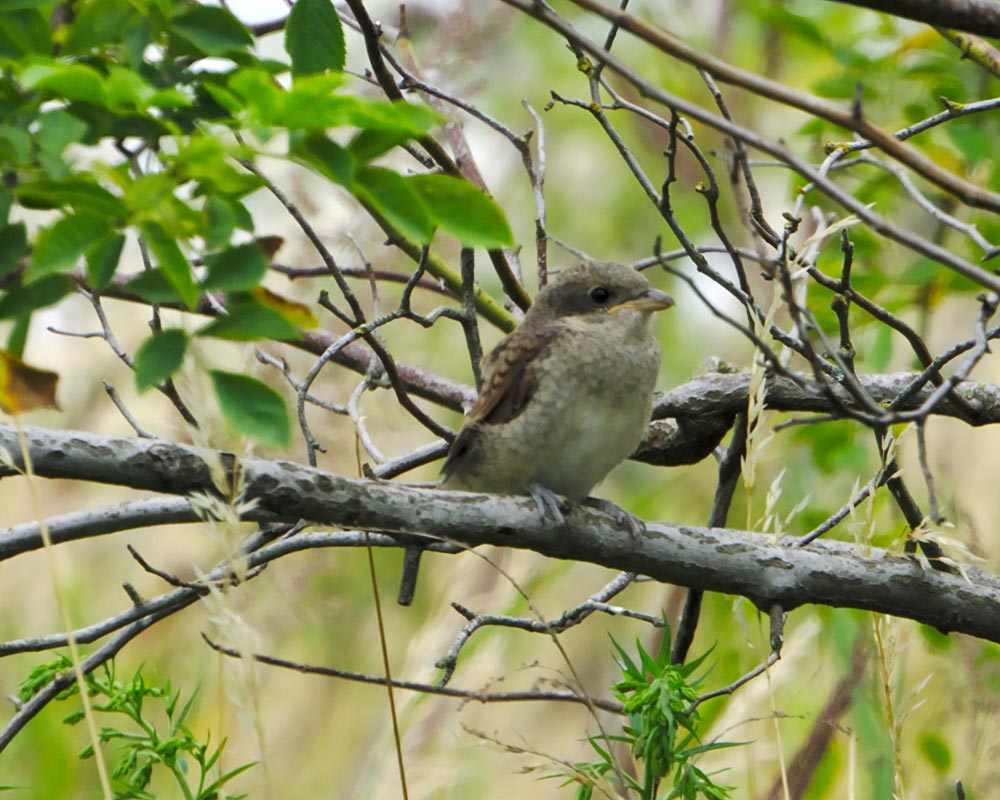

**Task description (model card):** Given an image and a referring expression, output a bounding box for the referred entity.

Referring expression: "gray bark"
[825,0,1000,37]
[2,422,999,644]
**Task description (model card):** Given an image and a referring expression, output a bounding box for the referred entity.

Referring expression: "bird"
[397,260,673,604]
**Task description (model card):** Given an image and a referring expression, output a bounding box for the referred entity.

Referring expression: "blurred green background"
[3,1,1000,797]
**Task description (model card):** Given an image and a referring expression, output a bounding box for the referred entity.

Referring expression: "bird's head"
[526,261,674,323]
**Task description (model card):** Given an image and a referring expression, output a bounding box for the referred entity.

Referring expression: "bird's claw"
[585,497,646,539]
[525,488,645,538]
[528,483,569,525]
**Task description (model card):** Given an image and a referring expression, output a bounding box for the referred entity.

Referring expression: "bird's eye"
[590,286,611,304]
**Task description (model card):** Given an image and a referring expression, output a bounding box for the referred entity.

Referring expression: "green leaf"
[124,269,181,304]
[134,328,188,392]
[676,641,715,678]
[238,71,436,133]
[16,177,126,217]
[0,222,29,276]
[62,710,86,726]
[812,72,877,102]
[407,174,513,247]
[231,199,255,232]
[201,243,269,292]
[635,638,659,677]
[203,197,236,250]
[290,132,355,185]
[250,287,317,328]
[286,0,346,75]
[173,686,200,726]
[0,188,12,224]
[63,0,143,55]
[281,90,367,130]
[210,370,290,447]
[147,86,193,110]
[609,635,640,679]
[19,60,107,105]
[347,127,416,163]
[121,14,153,70]
[35,110,88,158]
[6,314,28,357]
[169,5,253,57]
[139,222,199,309]
[0,124,31,165]
[198,294,301,341]
[0,274,74,319]
[86,232,125,290]
[104,65,156,110]
[202,197,253,243]
[30,211,109,277]
[754,5,828,48]
[335,97,439,135]
[124,173,176,216]
[15,654,73,703]
[202,758,259,795]
[168,136,265,198]
[353,165,434,243]
[201,81,244,117]
[0,9,51,57]
[0,1,54,9]
[228,68,286,122]
[918,732,952,772]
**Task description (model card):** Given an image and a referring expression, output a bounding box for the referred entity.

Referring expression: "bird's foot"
[528,483,570,525]
[584,497,646,539]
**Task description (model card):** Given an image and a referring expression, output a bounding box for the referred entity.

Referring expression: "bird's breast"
[444,312,662,500]
[518,317,661,497]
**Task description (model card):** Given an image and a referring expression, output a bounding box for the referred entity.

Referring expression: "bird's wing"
[441,324,559,480]
[472,324,560,424]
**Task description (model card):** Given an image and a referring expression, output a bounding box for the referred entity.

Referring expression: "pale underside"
[442,308,660,499]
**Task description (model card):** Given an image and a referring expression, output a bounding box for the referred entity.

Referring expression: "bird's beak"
[616,288,674,313]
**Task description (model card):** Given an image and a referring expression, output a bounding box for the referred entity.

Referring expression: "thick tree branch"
[651,371,997,427]
[824,0,1000,37]
[2,424,1000,644]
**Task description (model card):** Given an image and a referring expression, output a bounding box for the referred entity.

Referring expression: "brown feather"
[441,325,559,480]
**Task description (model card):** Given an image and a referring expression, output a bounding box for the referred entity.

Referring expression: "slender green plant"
[562,631,736,800]
[17,655,255,800]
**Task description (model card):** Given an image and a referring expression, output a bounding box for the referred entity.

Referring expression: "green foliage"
[210,369,291,448]
[285,0,346,75]
[169,5,253,57]
[134,328,188,392]
[0,222,28,276]
[407,174,515,247]
[198,291,306,341]
[0,0,512,445]
[17,655,255,800]
[201,244,270,293]
[30,211,111,278]
[352,165,436,242]
[139,221,199,310]
[918,732,952,773]
[3,2,998,795]
[0,273,74,319]
[562,631,735,800]
[86,232,126,290]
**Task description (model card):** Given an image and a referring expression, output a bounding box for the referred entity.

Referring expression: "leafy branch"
[17,655,255,800]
